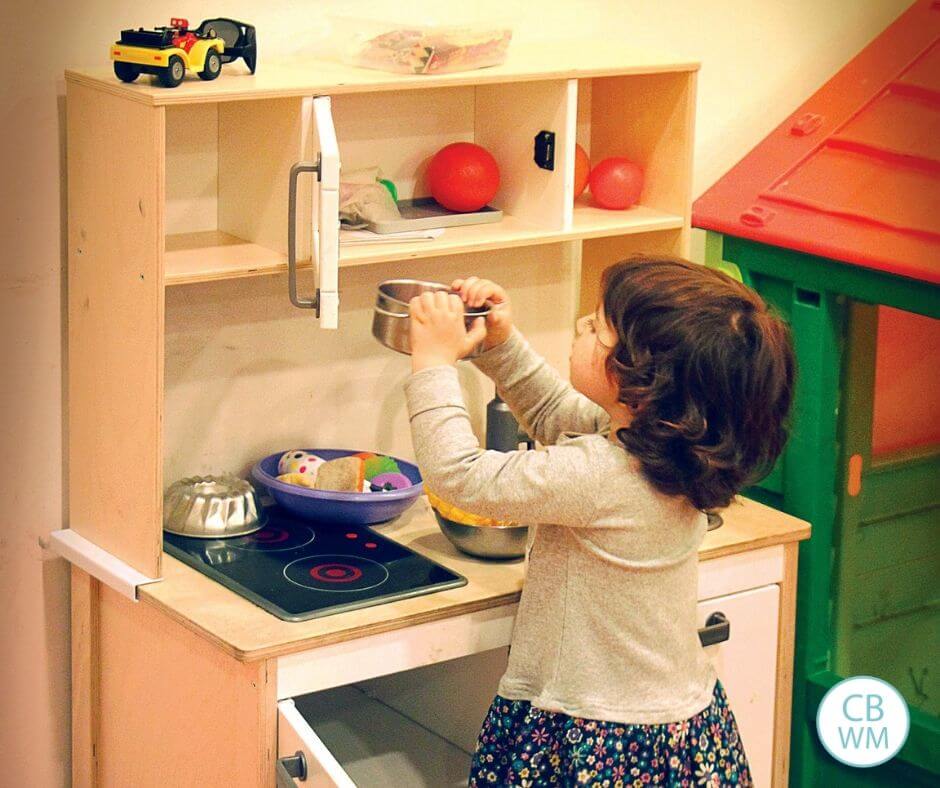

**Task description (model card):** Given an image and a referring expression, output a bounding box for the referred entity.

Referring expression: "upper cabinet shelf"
[66,40,698,106]
[164,206,684,286]
[158,64,696,286]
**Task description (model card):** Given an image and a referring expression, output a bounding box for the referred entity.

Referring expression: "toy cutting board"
[366,197,502,234]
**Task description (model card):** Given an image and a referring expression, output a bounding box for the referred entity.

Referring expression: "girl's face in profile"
[570,304,619,411]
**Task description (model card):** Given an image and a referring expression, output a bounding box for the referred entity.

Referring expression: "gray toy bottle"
[485,394,535,452]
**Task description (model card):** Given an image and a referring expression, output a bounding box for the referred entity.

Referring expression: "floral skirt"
[468,680,752,787]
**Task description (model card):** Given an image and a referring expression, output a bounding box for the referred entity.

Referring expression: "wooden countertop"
[140,495,809,662]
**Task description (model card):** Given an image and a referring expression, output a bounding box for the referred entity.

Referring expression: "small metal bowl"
[372,279,494,356]
[163,475,266,538]
[432,509,527,560]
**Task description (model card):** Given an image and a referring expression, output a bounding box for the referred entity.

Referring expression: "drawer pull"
[276,751,308,786]
[698,612,730,647]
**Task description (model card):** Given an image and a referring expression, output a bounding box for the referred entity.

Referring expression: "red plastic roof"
[693,0,940,285]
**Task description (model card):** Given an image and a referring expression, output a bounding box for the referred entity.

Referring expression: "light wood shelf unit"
[67,48,699,581]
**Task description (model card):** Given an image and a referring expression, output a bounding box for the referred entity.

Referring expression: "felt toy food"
[354,452,402,480]
[278,450,325,480]
[275,450,408,494]
[428,142,500,212]
[276,472,318,489]
[425,487,515,527]
[314,456,366,493]
[370,472,412,491]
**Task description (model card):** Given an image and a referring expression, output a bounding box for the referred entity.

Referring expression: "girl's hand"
[450,277,513,350]
[409,291,488,373]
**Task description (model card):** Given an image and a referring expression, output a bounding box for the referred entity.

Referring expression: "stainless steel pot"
[433,509,528,560]
[372,279,494,356]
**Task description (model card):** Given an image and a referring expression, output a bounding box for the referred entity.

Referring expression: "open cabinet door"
[288,96,341,328]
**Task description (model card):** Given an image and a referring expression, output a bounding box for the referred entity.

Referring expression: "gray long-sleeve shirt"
[404,331,716,724]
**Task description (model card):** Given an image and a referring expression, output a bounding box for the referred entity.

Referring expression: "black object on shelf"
[533,130,556,171]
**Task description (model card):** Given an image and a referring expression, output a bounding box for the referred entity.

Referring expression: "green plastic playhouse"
[693,2,939,784]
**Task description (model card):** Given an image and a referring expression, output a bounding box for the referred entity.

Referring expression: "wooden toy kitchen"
[55,39,810,787]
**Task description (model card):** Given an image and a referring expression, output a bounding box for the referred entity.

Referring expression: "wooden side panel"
[71,567,99,788]
[67,82,164,578]
[474,79,577,229]
[772,542,799,787]
[97,585,276,787]
[218,98,307,256]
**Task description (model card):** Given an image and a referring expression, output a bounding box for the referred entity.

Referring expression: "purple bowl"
[251,449,423,526]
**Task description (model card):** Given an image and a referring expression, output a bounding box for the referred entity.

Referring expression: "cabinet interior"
[162,72,692,287]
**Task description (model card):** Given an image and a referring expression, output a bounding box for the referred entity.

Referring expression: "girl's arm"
[451,277,607,444]
[473,330,608,445]
[406,365,601,526]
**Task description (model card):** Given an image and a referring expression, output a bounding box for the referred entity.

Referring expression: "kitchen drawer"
[698,583,780,788]
[284,583,783,787]
[274,575,783,787]
[277,685,471,787]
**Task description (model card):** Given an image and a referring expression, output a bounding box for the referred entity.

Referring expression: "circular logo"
[816,676,910,768]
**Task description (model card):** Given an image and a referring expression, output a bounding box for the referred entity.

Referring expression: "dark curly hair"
[601,255,795,511]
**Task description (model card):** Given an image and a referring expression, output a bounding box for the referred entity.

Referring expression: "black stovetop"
[163,508,467,622]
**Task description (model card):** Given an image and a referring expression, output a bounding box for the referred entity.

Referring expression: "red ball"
[428,142,500,213]
[588,157,644,210]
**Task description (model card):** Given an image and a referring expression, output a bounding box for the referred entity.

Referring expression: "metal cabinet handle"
[698,612,730,647]
[276,750,308,786]
[288,159,321,312]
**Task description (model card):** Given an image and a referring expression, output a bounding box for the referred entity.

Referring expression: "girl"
[404,256,795,786]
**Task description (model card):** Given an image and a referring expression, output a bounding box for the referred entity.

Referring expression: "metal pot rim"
[377,279,495,316]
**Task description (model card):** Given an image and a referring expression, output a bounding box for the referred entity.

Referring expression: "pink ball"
[588,157,644,210]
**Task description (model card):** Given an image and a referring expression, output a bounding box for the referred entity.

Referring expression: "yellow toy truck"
[111,17,257,88]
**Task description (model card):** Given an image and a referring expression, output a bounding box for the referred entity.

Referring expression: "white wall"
[0,0,911,784]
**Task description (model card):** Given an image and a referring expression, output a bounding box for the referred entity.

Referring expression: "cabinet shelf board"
[164,206,684,286]
[571,201,685,239]
[165,230,290,285]
[67,41,698,107]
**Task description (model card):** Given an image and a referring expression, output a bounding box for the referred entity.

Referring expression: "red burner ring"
[309,563,363,583]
